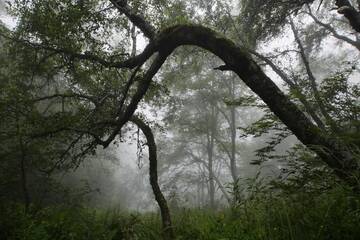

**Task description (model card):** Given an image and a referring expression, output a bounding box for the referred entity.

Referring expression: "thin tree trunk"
[207,131,216,209]
[16,116,30,211]
[130,117,174,240]
[188,151,232,204]
[207,105,218,209]
[290,18,339,133]
[131,23,137,57]
[229,77,241,204]
[230,77,238,183]
[20,146,30,211]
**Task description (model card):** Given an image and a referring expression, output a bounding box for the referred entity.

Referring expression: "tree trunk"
[207,131,216,209]
[131,23,137,57]
[130,117,174,240]
[229,77,238,183]
[16,116,30,211]
[20,146,30,211]
[229,77,241,204]
[207,105,218,209]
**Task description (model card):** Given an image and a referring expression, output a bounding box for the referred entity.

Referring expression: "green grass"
[1,186,359,240]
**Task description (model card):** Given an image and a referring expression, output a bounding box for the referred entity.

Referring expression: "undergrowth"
[1,185,359,240]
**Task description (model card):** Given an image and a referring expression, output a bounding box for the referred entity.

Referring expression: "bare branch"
[249,47,326,130]
[31,94,97,104]
[0,30,156,69]
[116,65,142,115]
[102,52,169,147]
[306,6,360,51]
[289,18,338,132]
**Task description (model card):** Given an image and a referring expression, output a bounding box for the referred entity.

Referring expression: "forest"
[0,0,359,239]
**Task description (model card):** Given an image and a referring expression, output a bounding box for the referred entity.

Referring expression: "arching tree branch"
[115,24,358,186]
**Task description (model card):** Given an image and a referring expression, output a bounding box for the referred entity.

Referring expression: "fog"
[0,0,358,212]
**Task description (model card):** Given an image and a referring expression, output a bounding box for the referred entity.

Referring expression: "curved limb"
[117,24,359,187]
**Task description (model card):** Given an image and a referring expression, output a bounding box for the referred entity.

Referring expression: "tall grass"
[1,184,359,240]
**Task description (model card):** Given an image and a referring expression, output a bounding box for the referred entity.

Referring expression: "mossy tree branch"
[110,23,359,187]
